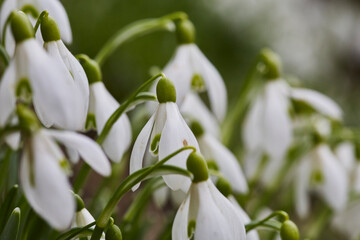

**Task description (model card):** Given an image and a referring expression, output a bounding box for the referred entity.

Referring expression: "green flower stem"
[221,54,264,147]
[56,222,95,240]
[1,13,12,47]
[245,211,288,233]
[90,146,195,240]
[0,45,10,67]
[96,72,164,145]
[73,164,91,194]
[95,11,187,66]
[33,11,48,34]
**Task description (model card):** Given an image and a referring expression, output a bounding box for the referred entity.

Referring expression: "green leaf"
[0,185,19,234]
[0,207,20,240]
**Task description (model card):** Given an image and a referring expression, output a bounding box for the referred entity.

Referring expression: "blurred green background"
[63,0,360,126]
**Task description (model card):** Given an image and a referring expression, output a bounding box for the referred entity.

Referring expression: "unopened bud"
[106,224,122,240]
[280,220,300,240]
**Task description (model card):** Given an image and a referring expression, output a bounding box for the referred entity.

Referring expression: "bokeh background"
[63,0,360,126]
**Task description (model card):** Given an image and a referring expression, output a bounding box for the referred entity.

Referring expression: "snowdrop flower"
[0,12,79,130]
[149,19,227,122]
[172,152,246,240]
[243,78,292,182]
[336,141,360,194]
[79,55,132,163]
[130,77,199,192]
[0,0,72,55]
[295,143,348,218]
[72,194,105,239]
[40,14,89,131]
[215,177,259,240]
[18,105,111,230]
[190,120,248,193]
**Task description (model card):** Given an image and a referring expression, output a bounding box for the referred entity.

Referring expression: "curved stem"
[95,11,187,66]
[245,210,288,232]
[55,222,95,240]
[0,45,10,67]
[33,11,48,34]
[96,72,164,145]
[90,146,196,240]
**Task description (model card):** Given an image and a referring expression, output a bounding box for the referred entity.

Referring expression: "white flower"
[197,131,248,194]
[72,208,105,240]
[172,179,246,240]
[332,200,360,240]
[0,0,72,55]
[295,143,348,218]
[335,142,360,194]
[44,39,89,131]
[181,92,220,138]
[20,128,110,230]
[243,79,292,182]
[0,38,81,130]
[228,195,260,240]
[130,101,199,192]
[89,81,132,163]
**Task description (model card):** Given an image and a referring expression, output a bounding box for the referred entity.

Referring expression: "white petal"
[17,40,79,129]
[0,62,17,126]
[129,114,155,191]
[153,185,169,208]
[163,45,193,106]
[170,189,187,207]
[262,81,292,182]
[44,41,86,130]
[295,157,312,218]
[290,88,343,120]
[172,191,191,240]
[193,181,246,240]
[37,0,72,43]
[191,45,227,122]
[335,142,356,173]
[20,131,74,230]
[199,134,248,193]
[159,102,199,192]
[317,144,348,212]
[228,196,260,240]
[44,129,111,176]
[89,82,132,162]
[181,93,220,138]
[74,208,95,227]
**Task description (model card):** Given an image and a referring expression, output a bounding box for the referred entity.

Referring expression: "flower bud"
[175,19,195,44]
[187,152,209,183]
[280,220,300,240]
[216,176,232,198]
[156,77,176,103]
[259,48,282,80]
[106,224,122,240]
[77,54,102,84]
[10,11,34,43]
[190,120,204,138]
[41,14,61,42]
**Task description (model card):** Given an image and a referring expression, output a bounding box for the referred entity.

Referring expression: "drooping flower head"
[79,55,132,163]
[172,152,246,240]
[17,105,111,230]
[130,77,199,192]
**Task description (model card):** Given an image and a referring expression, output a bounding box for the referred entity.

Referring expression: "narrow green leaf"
[0,207,21,240]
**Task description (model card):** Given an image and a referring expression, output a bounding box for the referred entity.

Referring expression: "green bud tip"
[10,11,34,43]
[77,54,102,84]
[156,77,176,103]
[16,104,40,133]
[186,152,209,183]
[175,18,196,44]
[190,120,205,138]
[74,193,85,212]
[280,220,300,240]
[105,224,122,240]
[259,48,282,80]
[216,177,232,197]
[41,14,61,42]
